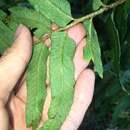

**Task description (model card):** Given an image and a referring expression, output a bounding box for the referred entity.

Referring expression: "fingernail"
[15,24,24,38]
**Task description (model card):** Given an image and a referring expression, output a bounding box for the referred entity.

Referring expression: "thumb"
[0,25,32,104]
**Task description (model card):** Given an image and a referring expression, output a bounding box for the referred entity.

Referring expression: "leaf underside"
[0,9,6,20]
[10,7,51,37]
[91,0,103,10]
[26,44,49,129]
[28,0,73,27]
[40,32,76,130]
[83,19,103,78]
[0,20,14,53]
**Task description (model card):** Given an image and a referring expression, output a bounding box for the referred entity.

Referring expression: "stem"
[35,0,126,44]
[57,0,127,31]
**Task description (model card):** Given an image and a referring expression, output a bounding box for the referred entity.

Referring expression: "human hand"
[0,24,95,130]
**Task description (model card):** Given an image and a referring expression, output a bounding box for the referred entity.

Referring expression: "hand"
[0,24,95,130]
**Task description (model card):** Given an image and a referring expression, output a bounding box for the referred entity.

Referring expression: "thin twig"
[57,0,127,31]
[35,0,127,44]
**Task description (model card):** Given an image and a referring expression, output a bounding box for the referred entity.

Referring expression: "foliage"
[40,32,76,130]
[0,0,130,130]
[84,19,103,78]
[26,44,49,129]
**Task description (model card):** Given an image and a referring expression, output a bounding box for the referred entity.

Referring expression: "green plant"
[0,0,129,130]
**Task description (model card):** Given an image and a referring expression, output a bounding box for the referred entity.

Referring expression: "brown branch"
[57,0,127,31]
[35,0,127,44]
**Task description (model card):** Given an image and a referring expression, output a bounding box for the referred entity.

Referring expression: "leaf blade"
[0,10,6,20]
[106,12,121,76]
[114,2,129,43]
[0,20,13,53]
[83,19,103,78]
[28,0,73,27]
[10,7,51,37]
[40,32,76,130]
[26,44,49,129]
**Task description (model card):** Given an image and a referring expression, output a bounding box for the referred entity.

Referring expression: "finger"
[8,96,31,130]
[67,23,90,79]
[74,39,90,79]
[0,103,9,130]
[15,81,27,103]
[61,69,95,130]
[0,25,32,104]
[67,23,86,46]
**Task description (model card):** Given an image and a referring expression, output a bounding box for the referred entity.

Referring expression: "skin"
[0,24,95,130]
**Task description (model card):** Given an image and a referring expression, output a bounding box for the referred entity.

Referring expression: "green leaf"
[118,126,130,130]
[7,19,19,32]
[92,0,103,10]
[120,70,130,92]
[28,0,73,27]
[84,0,103,13]
[10,7,51,37]
[40,32,76,130]
[119,4,130,70]
[114,2,129,43]
[106,12,121,76]
[0,10,6,20]
[112,95,130,121]
[0,20,13,53]
[112,70,130,122]
[83,19,103,78]
[121,13,130,68]
[125,0,130,11]
[26,44,49,129]
[105,82,121,98]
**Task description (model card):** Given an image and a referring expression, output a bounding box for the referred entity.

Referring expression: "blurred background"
[0,0,130,130]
